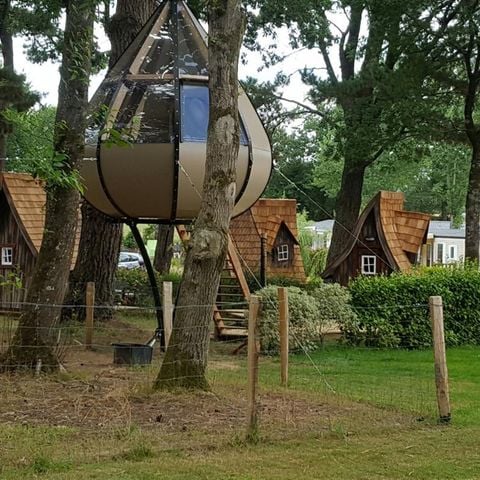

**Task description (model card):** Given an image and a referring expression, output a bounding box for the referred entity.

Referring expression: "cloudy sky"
[13,23,324,108]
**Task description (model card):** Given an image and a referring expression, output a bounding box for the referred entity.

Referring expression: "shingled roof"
[1,173,80,266]
[230,198,306,282]
[323,191,430,279]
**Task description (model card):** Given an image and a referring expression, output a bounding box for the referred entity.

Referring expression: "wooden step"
[219,327,248,337]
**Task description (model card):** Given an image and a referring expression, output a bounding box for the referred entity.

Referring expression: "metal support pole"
[129,221,165,349]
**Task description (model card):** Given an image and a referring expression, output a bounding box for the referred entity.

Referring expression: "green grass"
[1,344,480,479]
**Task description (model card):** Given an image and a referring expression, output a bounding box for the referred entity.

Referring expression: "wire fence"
[0,285,462,438]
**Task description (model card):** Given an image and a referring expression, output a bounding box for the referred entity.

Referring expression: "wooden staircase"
[176,226,250,339]
[214,240,250,338]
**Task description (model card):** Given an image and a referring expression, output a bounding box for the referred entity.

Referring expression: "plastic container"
[112,343,153,366]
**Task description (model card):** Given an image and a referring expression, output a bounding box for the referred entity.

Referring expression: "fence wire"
[0,291,448,435]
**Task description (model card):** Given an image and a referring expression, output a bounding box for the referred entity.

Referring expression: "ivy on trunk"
[1,0,95,372]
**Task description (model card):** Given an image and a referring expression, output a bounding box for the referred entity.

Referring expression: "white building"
[305,220,335,249]
[426,221,465,265]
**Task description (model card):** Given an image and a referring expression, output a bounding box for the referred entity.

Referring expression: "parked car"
[118,251,144,269]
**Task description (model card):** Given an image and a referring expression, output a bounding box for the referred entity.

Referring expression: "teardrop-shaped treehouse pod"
[80,0,272,222]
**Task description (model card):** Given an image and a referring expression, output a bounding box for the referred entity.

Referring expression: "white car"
[118,251,145,269]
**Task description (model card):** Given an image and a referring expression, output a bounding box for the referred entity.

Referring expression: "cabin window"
[436,243,445,264]
[1,247,13,266]
[277,244,289,262]
[361,255,376,275]
[448,245,458,261]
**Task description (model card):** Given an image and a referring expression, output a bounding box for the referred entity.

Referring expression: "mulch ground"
[0,319,413,441]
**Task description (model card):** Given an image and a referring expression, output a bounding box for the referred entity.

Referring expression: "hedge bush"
[114,268,181,307]
[256,283,356,354]
[346,266,480,348]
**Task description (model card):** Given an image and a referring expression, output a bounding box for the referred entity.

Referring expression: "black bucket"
[112,343,153,366]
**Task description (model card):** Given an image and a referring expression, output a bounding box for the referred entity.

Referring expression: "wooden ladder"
[176,226,251,339]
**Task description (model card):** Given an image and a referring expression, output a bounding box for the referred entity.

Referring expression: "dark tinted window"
[181,84,248,144]
[112,81,175,144]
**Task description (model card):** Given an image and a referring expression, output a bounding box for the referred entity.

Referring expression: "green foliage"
[6,106,55,166]
[114,268,181,307]
[122,231,136,250]
[346,266,480,348]
[142,224,157,242]
[256,283,356,354]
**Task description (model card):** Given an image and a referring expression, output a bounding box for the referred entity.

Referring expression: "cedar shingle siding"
[0,173,80,310]
[230,199,306,283]
[323,191,430,285]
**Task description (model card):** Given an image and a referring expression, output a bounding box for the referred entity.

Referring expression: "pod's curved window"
[181,84,248,144]
[110,81,175,144]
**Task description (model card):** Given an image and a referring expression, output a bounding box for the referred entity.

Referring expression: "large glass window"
[111,81,175,144]
[181,84,248,144]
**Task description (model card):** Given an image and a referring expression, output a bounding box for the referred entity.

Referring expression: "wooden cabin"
[230,198,306,284]
[322,191,430,286]
[0,173,79,310]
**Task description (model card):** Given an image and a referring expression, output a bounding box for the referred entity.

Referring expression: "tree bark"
[463,60,480,261]
[0,0,12,173]
[0,0,13,70]
[1,0,94,371]
[155,0,246,390]
[465,144,480,260]
[154,225,174,274]
[326,161,367,265]
[64,0,157,321]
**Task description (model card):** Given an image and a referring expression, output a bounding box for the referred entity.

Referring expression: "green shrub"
[256,283,356,354]
[310,283,357,335]
[347,266,480,348]
[257,286,320,354]
[114,268,182,307]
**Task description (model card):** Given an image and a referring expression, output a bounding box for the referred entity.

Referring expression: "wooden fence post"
[278,287,289,387]
[429,296,451,423]
[85,282,95,350]
[163,281,173,347]
[247,295,261,438]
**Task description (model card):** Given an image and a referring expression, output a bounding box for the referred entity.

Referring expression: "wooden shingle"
[1,173,81,268]
[230,199,306,282]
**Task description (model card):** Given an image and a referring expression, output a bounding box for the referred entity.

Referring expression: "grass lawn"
[1,315,480,479]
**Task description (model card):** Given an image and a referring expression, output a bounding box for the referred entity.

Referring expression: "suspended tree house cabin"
[80,0,271,222]
[79,0,272,342]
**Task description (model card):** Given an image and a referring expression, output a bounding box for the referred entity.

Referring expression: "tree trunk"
[465,144,480,261]
[64,0,157,321]
[326,162,367,266]
[0,0,13,70]
[154,225,174,274]
[155,0,246,390]
[0,0,12,173]
[1,0,94,371]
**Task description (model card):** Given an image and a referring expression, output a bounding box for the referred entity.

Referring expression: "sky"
[13,23,325,109]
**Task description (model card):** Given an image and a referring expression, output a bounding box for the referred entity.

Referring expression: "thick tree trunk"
[465,144,480,261]
[326,162,367,266]
[155,0,246,390]
[65,0,157,320]
[1,0,94,371]
[63,204,122,321]
[463,64,480,262]
[0,0,13,70]
[106,0,157,66]
[154,225,174,274]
